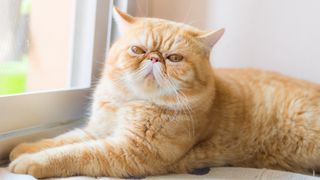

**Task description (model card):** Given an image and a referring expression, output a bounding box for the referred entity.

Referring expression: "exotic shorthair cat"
[9,7,320,178]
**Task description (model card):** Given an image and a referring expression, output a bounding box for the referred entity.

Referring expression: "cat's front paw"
[9,143,38,161]
[9,153,51,178]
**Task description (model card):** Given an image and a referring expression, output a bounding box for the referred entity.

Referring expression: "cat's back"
[211,68,320,171]
[215,67,320,133]
[215,68,320,94]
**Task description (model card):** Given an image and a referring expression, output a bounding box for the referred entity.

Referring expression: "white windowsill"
[0,118,87,165]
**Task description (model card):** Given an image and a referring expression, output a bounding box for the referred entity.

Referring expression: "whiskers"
[132,62,153,81]
[106,62,196,137]
[153,65,196,137]
[153,64,168,87]
[111,62,152,87]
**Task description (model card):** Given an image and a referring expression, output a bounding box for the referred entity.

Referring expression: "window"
[0,0,105,95]
[0,0,113,163]
[1,0,77,95]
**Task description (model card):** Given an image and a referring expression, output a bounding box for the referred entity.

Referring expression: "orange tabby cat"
[9,7,320,178]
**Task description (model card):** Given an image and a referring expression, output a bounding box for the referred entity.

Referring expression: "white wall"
[132,0,320,83]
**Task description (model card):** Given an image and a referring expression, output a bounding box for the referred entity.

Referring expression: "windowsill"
[0,118,87,164]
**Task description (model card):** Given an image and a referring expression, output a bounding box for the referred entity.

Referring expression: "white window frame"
[0,0,114,163]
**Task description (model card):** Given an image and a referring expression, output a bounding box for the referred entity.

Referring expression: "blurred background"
[0,0,74,95]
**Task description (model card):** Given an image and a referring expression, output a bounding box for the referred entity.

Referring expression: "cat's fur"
[9,8,320,178]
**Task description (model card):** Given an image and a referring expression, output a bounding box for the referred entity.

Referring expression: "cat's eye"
[167,54,184,62]
[130,46,146,55]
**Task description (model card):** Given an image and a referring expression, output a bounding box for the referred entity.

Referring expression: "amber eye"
[167,54,184,62]
[130,46,146,55]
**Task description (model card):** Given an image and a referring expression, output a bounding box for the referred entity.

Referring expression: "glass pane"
[0,0,81,96]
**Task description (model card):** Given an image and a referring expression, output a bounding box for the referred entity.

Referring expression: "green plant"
[0,60,27,95]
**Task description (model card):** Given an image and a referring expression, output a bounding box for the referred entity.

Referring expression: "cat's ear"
[198,28,225,49]
[113,7,137,33]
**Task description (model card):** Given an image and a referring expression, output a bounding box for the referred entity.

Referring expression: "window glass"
[0,0,79,96]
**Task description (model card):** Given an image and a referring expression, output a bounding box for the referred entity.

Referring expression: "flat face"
[107,18,211,104]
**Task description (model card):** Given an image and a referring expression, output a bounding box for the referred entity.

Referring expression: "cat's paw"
[9,153,51,178]
[9,143,38,161]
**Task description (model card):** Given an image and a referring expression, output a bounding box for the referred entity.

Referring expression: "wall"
[27,0,73,91]
[132,0,320,83]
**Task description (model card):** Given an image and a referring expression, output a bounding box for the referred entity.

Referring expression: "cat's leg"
[9,101,197,178]
[9,136,225,178]
[10,104,117,161]
[9,138,169,178]
[9,120,194,178]
[9,128,98,161]
[168,142,229,174]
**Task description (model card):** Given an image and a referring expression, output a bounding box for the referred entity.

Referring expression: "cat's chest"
[118,102,193,134]
[117,101,168,121]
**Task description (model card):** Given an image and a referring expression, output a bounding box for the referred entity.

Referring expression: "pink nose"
[150,57,160,63]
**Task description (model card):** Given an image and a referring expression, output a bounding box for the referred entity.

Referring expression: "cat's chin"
[129,81,159,98]
[127,74,181,101]
[138,84,160,95]
[132,83,175,101]
[135,75,160,92]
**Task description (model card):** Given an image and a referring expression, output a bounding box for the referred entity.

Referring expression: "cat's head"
[103,7,224,108]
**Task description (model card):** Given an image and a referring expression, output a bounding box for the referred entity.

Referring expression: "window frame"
[0,0,114,162]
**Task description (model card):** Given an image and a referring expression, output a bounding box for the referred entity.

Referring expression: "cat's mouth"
[146,72,154,78]
[144,70,156,83]
[140,66,163,90]
[145,69,154,78]
[134,62,165,90]
[140,63,156,80]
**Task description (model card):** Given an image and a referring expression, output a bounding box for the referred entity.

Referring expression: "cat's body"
[175,68,320,172]
[8,8,320,178]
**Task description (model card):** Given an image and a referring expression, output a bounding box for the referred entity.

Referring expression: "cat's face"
[105,8,224,107]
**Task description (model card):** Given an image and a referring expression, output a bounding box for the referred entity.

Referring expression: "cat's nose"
[150,57,160,63]
[147,52,163,64]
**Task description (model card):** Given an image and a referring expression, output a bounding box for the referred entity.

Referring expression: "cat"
[8,7,320,178]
